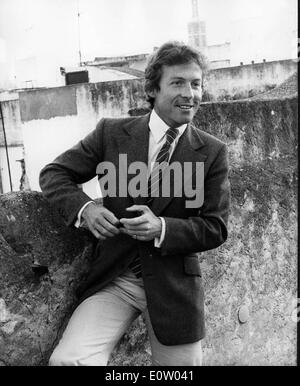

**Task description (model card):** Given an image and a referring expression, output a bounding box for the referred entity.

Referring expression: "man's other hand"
[81,203,120,240]
[119,205,162,241]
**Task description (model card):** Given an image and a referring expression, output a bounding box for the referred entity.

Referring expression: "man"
[40,41,230,366]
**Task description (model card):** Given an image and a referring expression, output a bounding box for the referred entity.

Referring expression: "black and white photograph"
[0,0,298,368]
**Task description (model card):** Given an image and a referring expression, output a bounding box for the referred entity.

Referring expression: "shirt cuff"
[154,217,166,248]
[74,201,95,228]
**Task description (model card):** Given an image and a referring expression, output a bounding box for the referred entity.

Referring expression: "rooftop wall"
[204,59,297,101]
[192,98,297,364]
[18,79,147,197]
[0,99,23,147]
[0,98,24,193]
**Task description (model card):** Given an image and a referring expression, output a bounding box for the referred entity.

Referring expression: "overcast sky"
[0,0,297,88]
[0,0,297,61]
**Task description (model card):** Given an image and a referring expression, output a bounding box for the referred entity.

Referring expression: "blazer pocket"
[184,255,202,276]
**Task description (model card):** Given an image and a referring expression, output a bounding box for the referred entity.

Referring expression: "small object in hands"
[31,262,49,277]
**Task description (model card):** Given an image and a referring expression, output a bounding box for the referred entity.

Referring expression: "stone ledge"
[0,191,150,366]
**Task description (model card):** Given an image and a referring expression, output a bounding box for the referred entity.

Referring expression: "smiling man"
[147,61,202,127]
[40,41,230,366]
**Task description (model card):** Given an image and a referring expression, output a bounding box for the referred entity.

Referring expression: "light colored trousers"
[49,269,202,366]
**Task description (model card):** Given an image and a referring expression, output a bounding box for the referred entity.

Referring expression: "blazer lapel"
[115,117,208,212]
[115,114,150,205]
[150,122,208,216]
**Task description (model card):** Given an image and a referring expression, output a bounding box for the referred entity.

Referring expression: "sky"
[0,0,298,87]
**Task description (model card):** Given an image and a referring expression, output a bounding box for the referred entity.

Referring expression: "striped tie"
[147,126,179,204]
[129,126,179,278]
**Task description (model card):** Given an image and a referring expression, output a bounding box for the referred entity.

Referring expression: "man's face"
[150,61,203,128]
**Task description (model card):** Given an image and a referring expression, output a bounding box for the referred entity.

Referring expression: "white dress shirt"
[76,109,187,248]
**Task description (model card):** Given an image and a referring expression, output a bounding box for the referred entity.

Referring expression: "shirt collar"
[149,108,187,144]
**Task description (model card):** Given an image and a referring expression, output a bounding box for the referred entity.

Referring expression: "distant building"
[84,53,148,72]
[60,65,143,85]
[207,42,231,69]
[60,53,147,85]
[187,0,231,69]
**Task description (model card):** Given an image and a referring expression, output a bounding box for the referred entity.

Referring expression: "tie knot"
[166,127,179,143]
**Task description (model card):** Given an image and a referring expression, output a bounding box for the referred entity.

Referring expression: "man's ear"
[147,89,157,99]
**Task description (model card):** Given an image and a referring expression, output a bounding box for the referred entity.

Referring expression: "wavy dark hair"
[144,41,208,108]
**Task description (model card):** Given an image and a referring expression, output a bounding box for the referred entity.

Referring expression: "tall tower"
[192,0,199,18]
[188,0,207,52]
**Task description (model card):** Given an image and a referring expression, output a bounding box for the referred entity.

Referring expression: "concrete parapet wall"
[0,99,23,147]
[19,79,146,123]
[0,99,24,193]
[205,59,297,101]
[0,192,94,365]
[0,79,147,194]
[19,80,147,196]
[193,97,297,365]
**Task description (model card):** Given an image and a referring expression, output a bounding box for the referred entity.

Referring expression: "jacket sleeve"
[39,119,105,226]
[161,143,230,255]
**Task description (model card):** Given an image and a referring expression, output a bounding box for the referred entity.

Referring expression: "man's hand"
[119,205,162,241]
[81,203,120,240]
